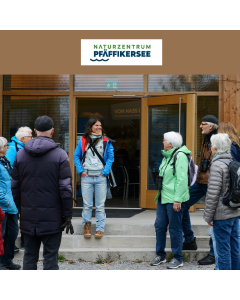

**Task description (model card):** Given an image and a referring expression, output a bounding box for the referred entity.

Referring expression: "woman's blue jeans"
[154,200,183,262]
[213,217,240,270]
[81,175,107,232]
[210,226,219,270]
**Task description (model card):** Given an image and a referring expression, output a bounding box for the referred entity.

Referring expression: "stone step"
[14,247,210,262]
[15,235,211,249]
[63,221,211,236]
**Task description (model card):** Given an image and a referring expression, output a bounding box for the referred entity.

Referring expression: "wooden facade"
[0,74,239,209]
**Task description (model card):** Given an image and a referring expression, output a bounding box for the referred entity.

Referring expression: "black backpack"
[218,159,240,208]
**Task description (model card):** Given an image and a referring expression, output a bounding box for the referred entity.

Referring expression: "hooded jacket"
[6,136,25,166]
[11,137,73,236]
[154,146,191,204]
[0,160,18,214]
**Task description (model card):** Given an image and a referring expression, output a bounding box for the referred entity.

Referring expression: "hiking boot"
[198,254,215,265]
[0,266,7,270]
[182,237,197,250]
[14,245,19,253]
[94,230,103,239]
[167,258,183,269]
[84,222,91,238]
[150,255,166,266]
[2,263,21,270]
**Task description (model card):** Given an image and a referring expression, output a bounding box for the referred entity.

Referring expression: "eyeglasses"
[24,136,33,139]
[201,123,208,126]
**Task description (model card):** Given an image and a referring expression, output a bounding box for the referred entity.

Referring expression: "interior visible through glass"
[148,104,186,190]
[77,98,141,208]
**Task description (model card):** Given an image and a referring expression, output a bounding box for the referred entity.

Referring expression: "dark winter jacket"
[11,137,73,236]
[231,142,240,163]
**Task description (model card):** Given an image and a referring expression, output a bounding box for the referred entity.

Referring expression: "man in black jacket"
[11,116,74,270]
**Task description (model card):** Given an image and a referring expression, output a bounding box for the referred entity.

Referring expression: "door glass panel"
[148,104,186,190]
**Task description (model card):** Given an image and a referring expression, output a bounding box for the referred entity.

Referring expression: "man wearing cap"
[181,115,218,266]
[11,116,74,270]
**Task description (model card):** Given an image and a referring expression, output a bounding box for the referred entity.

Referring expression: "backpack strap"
[14,141,19,153]
[172,151,184,176]
[217,159,230,166]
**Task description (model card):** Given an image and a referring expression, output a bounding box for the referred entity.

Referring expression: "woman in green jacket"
[150,131,191,269]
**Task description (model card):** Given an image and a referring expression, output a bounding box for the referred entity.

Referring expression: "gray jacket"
[204,153,240,222]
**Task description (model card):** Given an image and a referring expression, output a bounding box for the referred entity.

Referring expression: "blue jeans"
[154,200,183,262]
[210,226,219,270]
[81,175,107,232]
[0,213,19,266]
[213,217,240,270]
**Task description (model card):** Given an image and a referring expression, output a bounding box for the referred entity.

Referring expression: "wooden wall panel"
[221,74,240,135]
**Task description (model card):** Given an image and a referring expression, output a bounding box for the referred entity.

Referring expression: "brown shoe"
[84,222,91,238]
[94,230,103,239]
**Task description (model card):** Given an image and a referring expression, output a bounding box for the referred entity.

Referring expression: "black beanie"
[201,115,219,125]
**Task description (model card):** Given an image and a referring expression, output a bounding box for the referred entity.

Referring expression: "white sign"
[81,39,162,66]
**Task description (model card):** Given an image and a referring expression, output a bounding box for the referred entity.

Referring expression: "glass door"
[140,94,197,209]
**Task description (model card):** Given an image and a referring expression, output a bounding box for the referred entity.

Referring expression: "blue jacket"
[6,136,25,166]
[231,142,240,163]
[73,136,114,177]
[0,161,18,214]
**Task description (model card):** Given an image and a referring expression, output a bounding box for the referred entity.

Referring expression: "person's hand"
[173,202,181,212]
[100,173,105,177]
[207,222,213,226]
[81,172,88,177]
[61,217,74,234]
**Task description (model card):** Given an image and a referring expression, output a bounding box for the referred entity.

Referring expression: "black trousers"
[23,232,62,270]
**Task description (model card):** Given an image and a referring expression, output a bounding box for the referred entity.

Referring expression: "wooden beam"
[73,91,143,97]
[68,75,76,206]
[143,74,148,96]
[218,74,224,123]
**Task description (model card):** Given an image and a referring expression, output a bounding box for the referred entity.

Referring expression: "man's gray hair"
[164,131,183,148]
[0,137,8,151]
[15,127,32,141]
[36,128,53,137]
[206,122,218,130]
[211,133,231,154]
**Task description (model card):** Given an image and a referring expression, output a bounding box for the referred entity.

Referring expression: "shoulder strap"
[162,148,179,177]
[14,141,19,152]
[172,151,187,176]
[218,159,230,166]
[89,143,105,166]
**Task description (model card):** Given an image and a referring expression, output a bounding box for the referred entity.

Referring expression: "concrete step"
[64,221,211,236]
[15,235,211,249]
[14,247,210,262]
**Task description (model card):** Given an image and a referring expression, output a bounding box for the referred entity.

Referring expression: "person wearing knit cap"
[181,115,218,266]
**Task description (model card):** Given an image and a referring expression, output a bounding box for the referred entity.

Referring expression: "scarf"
[0,156,13,176]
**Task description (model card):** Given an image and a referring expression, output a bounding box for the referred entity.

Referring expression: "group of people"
[0,116,74,270]
[0,113,240,270]
[150,115,240,270]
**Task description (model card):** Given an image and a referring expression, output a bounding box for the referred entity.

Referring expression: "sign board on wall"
[111,101,140,120]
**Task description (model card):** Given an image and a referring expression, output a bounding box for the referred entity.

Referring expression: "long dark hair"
[84,117,105,143]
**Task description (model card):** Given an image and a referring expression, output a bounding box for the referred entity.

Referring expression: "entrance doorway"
[75,97,141,208]
[140,94,197,209]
